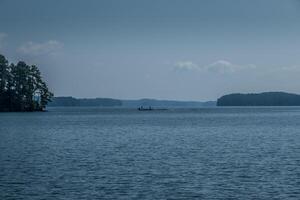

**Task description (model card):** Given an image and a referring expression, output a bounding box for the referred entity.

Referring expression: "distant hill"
[122,99,215,108]
[48,97,122,107]
[48,97,216,108]
[217,92,300,106]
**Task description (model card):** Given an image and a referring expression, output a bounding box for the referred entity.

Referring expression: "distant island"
[49,97,122,107]
[0,54,53,112]
[217,92,300,106]
[49,97,216,108]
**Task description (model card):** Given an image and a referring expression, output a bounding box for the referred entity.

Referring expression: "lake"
[1,107,300,199]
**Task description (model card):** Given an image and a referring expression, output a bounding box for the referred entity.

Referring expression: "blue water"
[0,107,300,199]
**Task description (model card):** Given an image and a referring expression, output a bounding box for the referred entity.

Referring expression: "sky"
[1,0,300,101]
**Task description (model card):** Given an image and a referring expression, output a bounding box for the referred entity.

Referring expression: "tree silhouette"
[0,54,53,111]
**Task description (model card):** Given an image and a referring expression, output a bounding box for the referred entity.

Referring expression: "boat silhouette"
[138,106,153,111]
[137,106,168,111]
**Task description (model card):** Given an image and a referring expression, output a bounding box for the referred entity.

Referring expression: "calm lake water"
[1,107,300,199]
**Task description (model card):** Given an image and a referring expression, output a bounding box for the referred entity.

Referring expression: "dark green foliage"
[217,92,300,106]
[0,54,53,112]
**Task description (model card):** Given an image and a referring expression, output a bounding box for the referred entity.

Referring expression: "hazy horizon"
[1,0,300,101]
[52,96,217,102]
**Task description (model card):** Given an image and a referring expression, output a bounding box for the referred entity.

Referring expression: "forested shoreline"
[217,92,300,106]
[0,54,53,112]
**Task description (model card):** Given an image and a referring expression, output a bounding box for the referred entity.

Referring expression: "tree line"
[217,92,300,106]
[0,54,53,112]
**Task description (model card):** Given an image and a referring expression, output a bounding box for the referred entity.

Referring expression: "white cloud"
[205,60,256,73]
[0,33,7,48]
[280,65,300,72]
[174,60,256,73]
[174,61,200,71]
[18,40,63,56]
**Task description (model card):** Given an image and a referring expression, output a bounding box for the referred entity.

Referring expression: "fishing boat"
[138,106,153,111]
[137,106,168,111]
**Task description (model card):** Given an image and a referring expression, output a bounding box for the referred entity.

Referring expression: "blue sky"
[1,0,300,100]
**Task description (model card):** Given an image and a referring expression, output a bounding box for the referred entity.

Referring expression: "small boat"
[137,106,168,111]
[138,106,153,111]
